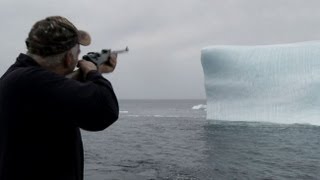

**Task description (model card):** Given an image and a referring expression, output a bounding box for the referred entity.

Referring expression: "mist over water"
[201,42,320,126]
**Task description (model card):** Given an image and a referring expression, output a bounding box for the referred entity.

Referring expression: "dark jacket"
[0,54,119,180]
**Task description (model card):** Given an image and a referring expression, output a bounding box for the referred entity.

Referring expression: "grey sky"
[1,0,320,99]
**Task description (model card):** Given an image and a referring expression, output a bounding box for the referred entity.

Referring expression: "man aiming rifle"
[0,16,122,180]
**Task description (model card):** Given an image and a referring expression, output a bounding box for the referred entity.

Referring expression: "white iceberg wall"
[201,42,320,125]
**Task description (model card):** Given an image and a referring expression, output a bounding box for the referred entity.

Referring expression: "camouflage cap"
[26,16,91,57]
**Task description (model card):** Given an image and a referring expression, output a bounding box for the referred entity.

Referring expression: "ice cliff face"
[201,41,320,125]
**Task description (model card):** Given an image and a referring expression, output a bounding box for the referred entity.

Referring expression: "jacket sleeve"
[76,70,119,131]
[32,69,120,131]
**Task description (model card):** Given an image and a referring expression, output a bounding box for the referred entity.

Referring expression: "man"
[0,16,119,180]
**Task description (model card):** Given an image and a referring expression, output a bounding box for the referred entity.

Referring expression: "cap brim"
[78,30,91,46]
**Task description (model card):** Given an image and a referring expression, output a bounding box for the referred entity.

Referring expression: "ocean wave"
[120,114,206,119]
[120,110,129,114]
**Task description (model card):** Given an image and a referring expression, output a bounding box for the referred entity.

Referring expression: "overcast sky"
[1,0,320,99]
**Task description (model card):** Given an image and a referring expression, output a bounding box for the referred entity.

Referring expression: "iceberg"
[201,41,320,125]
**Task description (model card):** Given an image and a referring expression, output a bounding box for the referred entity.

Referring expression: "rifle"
[66,46,129,79]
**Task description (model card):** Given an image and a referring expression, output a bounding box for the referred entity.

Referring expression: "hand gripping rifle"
[66,46,129,79]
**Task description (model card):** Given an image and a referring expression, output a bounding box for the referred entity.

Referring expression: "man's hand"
[77,60,97,76]
[98,53,117,73]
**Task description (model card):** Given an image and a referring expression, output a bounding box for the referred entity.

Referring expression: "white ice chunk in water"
[201,41,320,125]
[192,104,207,110]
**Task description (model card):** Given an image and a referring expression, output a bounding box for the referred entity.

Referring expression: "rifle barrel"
[112,46,129,54]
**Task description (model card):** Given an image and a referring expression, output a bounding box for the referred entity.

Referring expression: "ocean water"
[82,100,320,180]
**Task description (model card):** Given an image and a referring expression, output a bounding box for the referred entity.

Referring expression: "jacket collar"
[16,53,41,67]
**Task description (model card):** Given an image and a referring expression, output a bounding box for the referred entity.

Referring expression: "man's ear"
[63,51,73,68]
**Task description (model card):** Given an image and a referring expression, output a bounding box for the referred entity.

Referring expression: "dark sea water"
[82,100,320,180]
